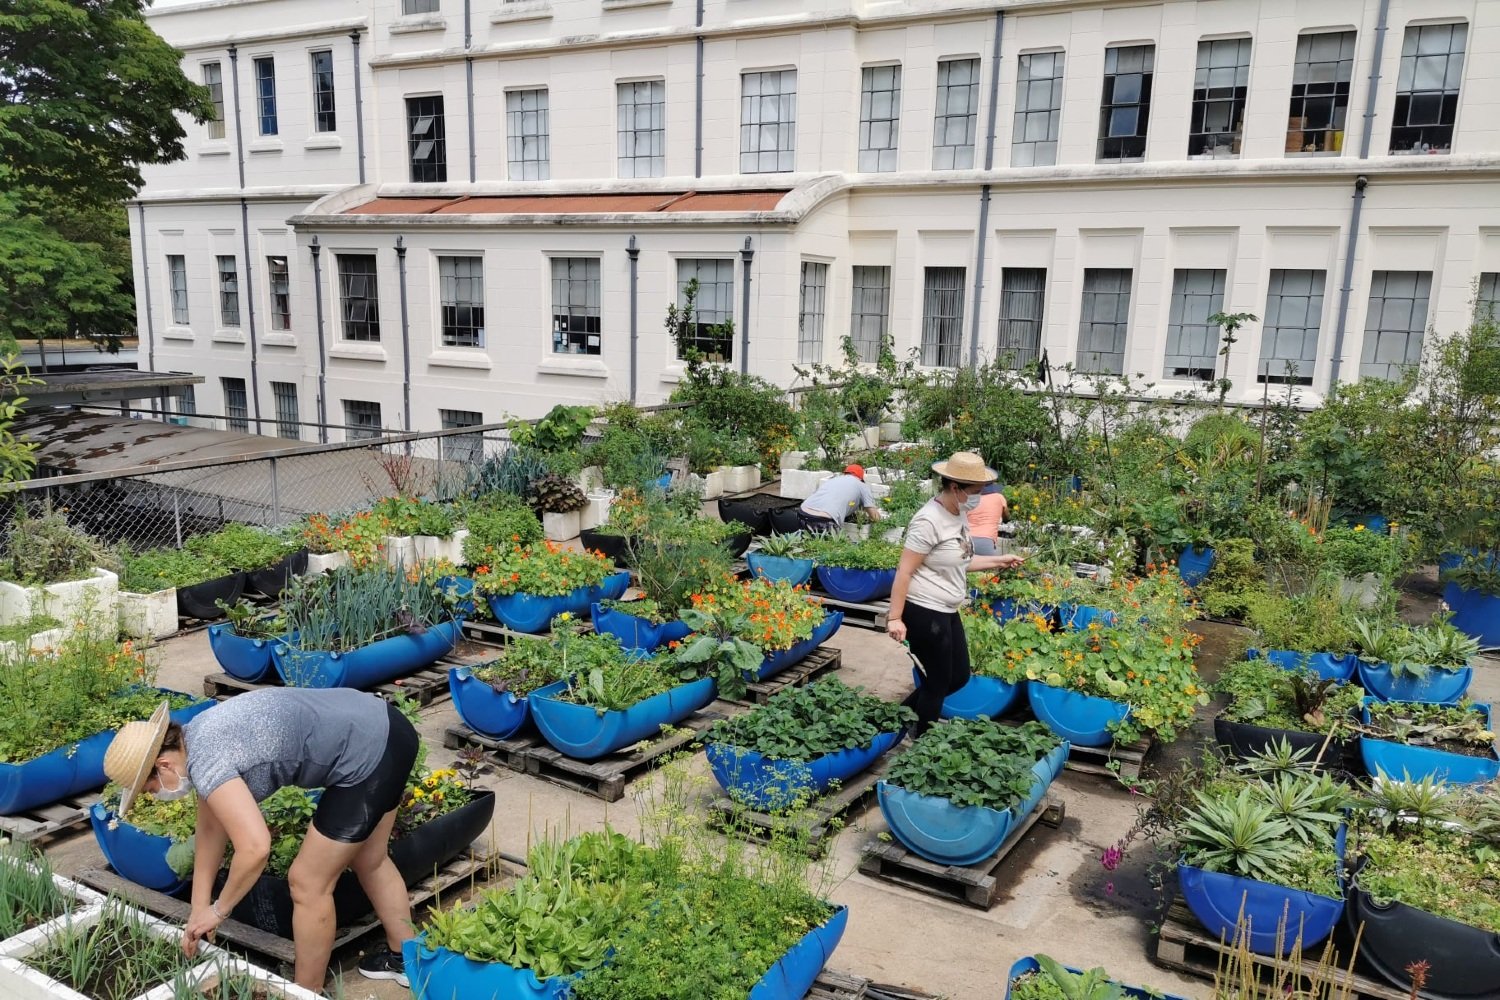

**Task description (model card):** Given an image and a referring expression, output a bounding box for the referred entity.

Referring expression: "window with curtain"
[849,266,890,363]
[1163,269,1226,380]
[920,267,966,368]
[1077,268,1133,374]
[997,268,1046,368]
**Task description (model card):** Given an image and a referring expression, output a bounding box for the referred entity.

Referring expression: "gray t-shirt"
[903,499,974,613]
[801,474,877,524]
[184,688,391,800]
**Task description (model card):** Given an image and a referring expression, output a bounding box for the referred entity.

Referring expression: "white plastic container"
[118,588,178,641]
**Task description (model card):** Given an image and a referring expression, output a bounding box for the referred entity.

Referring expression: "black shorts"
[310,702,420,845]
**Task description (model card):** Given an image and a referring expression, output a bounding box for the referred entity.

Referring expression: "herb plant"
[461,493,545,559]
[30,900,197,1000]
[1216,658,1365,738]
[0,847,69,940]
[754,531,812,559]
[884,719,1061,811]
[1353,614,1479,678]
[708,679,913,760]
[1010,955,1132,1000]
[471,542,613,597]
[1362,700,1495,755]
[370,496,456,538]
[185,523,296,572]
[0,507,115,586]
[214,599,288,641]
[555,637,682,714]
[118,545,227,592]
[276,564,458,659]
[804,534,903,570]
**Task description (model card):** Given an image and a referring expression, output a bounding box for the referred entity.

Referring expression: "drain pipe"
[627,235,641,403]
[739,237,754,375]
[1328,0,1390,391]
[239,198,263,433]
[968,11,1004,367]
[351,30,367,183]
[310,236,330,442]
[396,237,413,433]
[227,46,246,189]
[135,203,157,373]
[694,0,705,177]
[464,0,476,182]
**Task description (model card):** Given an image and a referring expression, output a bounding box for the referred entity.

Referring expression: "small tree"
[1207,311,1259,409]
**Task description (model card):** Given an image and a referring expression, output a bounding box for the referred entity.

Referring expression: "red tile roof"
[344,190,790,215]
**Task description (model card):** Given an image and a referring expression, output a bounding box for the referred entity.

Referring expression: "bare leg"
[287,827,363,991]
[348,808,412,953]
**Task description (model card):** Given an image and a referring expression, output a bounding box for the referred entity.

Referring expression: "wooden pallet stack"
[995,717,1153,782]
[724,646,844,706]
[807,590,891,630]
[0,793,99,845]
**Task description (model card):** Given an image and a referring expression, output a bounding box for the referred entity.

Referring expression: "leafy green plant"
[1243,582,1362,655]
[884,718,1061,811]
[214,599,287,642]
[30,899,197,1000]
[751,531,812,559]
[471,542,613,597]
[804,534,902,570]
[1353,614,1479,678]
[118,545,227,592]
[1318,524,1408,579]
[463,447,552,500]
[708,678,913,760]
[511,404,595,455]
[370,496,456,537]
[0,612,61,644]
[1010,955,1129,1000]
[964,608,1058,684]
[550,629,682,714]
[1216,657,1364,738]
[276,564,458,659]
[621,531,732,623]
[1177,787,1303,886]
[525,472,587,514]
[0,846,69,940]
[461,493,544,559]
[1363,700,1495,754]
[0,506,114,585]
[1195,537,1266,621]
[185,522,295,572]
[673,605,768,701]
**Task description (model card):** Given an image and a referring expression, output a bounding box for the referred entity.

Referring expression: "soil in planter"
[724,494,797,515]
[30,909,195,1000]
[1363,702,1497,758]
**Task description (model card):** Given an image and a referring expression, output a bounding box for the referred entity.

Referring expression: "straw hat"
[103,701,172,819]
[931,451,998,485]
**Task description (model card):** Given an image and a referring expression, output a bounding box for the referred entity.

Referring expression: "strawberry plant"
[884,719,1061,811]
[708,678,913,760]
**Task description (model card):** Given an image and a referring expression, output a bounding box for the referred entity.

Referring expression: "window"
[440,409,484,465]
[617,80,665,179]
[1478,272,1500,320]
[253,57,277,136]
[675,259,734,361]
[1360,271,1431,380]
[437,256,483,348]
[920,267,966,368]
[343,400,383,440]
[858,65,901,172]
[266,256,290,331]
[337,254,380,341]
[402,0,439,13]
[506,89,550,181]
[177,385,197,417]
[797,262,828,364]
[1163,269,1227,380]
[1390,23,1466,154]
[740,70,797,173]
[407,96,446,183]
[1288,31,1355,155]
[997,268,1046,368]
[1189,39,1249,158]
[167,255,189,325]
[933,58,980,170]
[271,382,299,440]
[1011,52,1063,167]
[216,255,240,327]
[550,257,601,356]
[201,63,225,140]
[1077,268,1132,374]
[1098,45,1154,162]
[1258,269,1325,385]
[850,265,890,363]
[222,377,248,432]
[311,50,336,133]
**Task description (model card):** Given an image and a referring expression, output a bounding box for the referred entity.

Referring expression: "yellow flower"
[412,788,426,800]
[1353,524,1365,532]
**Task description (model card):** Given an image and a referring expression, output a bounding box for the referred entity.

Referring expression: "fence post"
[270,456,281,523]
[173,491,183,549]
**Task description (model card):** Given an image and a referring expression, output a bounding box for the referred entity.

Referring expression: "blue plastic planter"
[438,575,478,617]
[403,936,577,1000]
[1443,581,1500,649]
[746,553,815,587]
[90,804,188,893]
[706,730,902,811]
[207,620,289,683]
[529,676,717,760]
[1060,604,1118,630]
[937,673,1025,720]
[590,602,692,654]
[651,473,673,492]
[1359,698,1499,784]
[449,666,530,740]
[1004,957,1190,1000]
[748,905,848,1000]
[0,692,213,816]
[1356,514,1390,533]
[486,570,632,634]
[1357,660,1473,704]
[1249,648,1360,682]
[1179,544,1217,587]
[272,618,464,689]
[1027,681,1130,747]
[814,565,896,603]
[755,611,844,680]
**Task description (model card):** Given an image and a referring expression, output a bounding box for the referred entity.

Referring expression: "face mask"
[153,763,194,802]
[958,491,982,513]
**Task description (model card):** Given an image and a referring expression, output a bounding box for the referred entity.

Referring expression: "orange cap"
[845,464,865,480]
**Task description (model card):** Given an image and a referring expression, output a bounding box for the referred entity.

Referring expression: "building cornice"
[130,187,348,207]
[149,16,369,52]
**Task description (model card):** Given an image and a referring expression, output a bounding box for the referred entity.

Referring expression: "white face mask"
[153,762,194,802]
[958,490,982,513]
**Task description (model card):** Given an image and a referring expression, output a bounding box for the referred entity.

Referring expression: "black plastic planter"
[769,505,805,535]
[722,529,754,558]
[223,789,495,938]
[1213,716,1363,776]
[1348,885,1500,1000]
[246,550,310,599]
[578,528,631,566]
[718,494,799,537]
[176,572,246,620]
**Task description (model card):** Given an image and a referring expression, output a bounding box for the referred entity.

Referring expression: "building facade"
[131,0,1500,438]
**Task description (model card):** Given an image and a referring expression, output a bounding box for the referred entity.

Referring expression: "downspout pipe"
[694,0,705,177]
[240,198,263,433]
[310,236,330,443]
[627,236,641,403]
[968,11,1004,367]
[227,46,246,190]
[135,203,156,373]
[396,237,413,433]
[739,237,754,375]
[464,0,476,182]
[351,30,367,184]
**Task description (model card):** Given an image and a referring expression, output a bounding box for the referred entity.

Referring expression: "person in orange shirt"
[966,482,1008,555]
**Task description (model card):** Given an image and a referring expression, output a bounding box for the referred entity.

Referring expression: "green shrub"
[462,494,544,562]
[185,523,294,571]
[119,545,226,592]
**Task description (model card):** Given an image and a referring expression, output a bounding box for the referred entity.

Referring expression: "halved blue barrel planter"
[486,570,632,634]
[990,599,1057,625]
[756,612,844,680]
[449,666,530,740]
[90,804,188,893]
[207,621,289,683]
[814,566,896,603]
[1004,957,1191,1000]
[1178,544,1216,587]
[438,575,478,617]
[939,673,1024,720]
[1357,660,1473,704]
[748,905,848,1000]
[271,618,464,689]
[529,676,717,760]
[403,936,577,1000]
[1027,681,1130,747]
[746,553,815,587]
[1060,604,1118,630]
[1249,648,1359,682]
[706,730,902,811]
[1359,698,1499,784]
[1443,580,1500,649]
[0,692,213,815]
[589,602,692,654]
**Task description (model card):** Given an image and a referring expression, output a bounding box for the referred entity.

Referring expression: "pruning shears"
[902,641,927,681]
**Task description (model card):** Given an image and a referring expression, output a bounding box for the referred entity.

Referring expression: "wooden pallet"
[1152,898,1407,1000]
[460,618,597,645]
[809,590,891,630]
[78,851,507,969]
[202,664,453,707]
[995,716,1153,782]
[0,793,98,845]
[442,704,736,802]
[808,969,940,999]
[708,756,891,857]
[857,797,1066,909]
[724,646,844,706]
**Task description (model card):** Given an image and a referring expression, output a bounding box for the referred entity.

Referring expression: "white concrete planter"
[869,483,891,501]
[881,526,907,545]
[841,523,870,541]
[142,957,322,1000]
[1338,572,1383,609]
[722,465,761,494]
[879,420,904,444]
[413,529,467,566]
[691,469,726,500]
[303,551,349,575]
[118,588,178,641]
[780,469,833,500]
[779,450,808,471]
[580,491,616,531]
[861,426,882,449]
[575,466,605,493]
[543,509,581,542]
[0,626,70,662]
[0,569,118,635]
[0,868,104,952]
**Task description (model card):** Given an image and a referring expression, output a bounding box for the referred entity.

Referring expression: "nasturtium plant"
[708,678,913,761]
[964,609,1058,684]
[884,719,1061,812]
[472,542,614,597]
[804,535,903,571]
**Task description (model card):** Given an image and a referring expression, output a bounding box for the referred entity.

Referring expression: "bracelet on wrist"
[210,899,225,921]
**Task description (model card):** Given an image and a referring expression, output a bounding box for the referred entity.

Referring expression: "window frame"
[550,257,602,356]
[920,266,966,368]
[266,256,290,331]
[1188,38,1250,158]
[858,64,902,173]
[342,399,383,441]
[221,377,249,432]
[1077,267,1134,375]
[402,0,440,13]
[933,58,980,170]
[997,267,1046,369]
[203,62,226,141]
[406,94,447,184]
[216,255,241,328]
[797,261,829,364]
[1477,272,1500,321]
[674,258,736,362]
[849,265,891,363]
[270,381,299,440]
[1011,51,1064,168]
[617,79,665,179]
[1162,268,1227,381]
[336,253,380,342]
[1097,45,1155,162]
[440,409,484,464]
[253,56,278,137]
[506,88,551,181]
[1360,270,1432,381]
[438,255,485,349]
[167,255,190,325]
[1389,22,1467,155]
[739,69,798,174]
[1258,268,1326,385]
[310,50,337,133]
[1287,30,1356,156]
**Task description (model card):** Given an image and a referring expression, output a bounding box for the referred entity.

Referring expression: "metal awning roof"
[344,189,792,215]
[21,370,203,408]
[14,410,301,474]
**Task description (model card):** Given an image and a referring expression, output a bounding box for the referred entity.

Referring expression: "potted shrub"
[1353,614,1477,703]
[271,565,466,688]
[746,531,815,587]
[673,578,842,696]
[528,472,589,542]
[460,492,544,566]
[1053,566,1196,633]
[206,599,291,684]
[1004,955,1190,1000]
[0,632,212,815]
[1244,585,1363,681]
[876,718,1067,865]
[473,542,628,634]
[0,508,119,634]
[1358,698,1498,784]
[590,530,730,653]
[578,486,647,566]
[1214,658,1366,773]
[807,535,902,603]
[705,678,913,810]
[448,638,570,741]
[370,495,462,567]
[299,509,387,574]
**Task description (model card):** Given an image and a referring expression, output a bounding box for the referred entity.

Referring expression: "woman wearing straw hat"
[103,688,420,993]
[887,451,1025,734]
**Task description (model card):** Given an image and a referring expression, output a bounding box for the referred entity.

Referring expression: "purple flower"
[1105,881,1115,895]
[1100,845,1123,871]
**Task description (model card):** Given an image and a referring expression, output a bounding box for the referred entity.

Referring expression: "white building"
[130,0,1500,440]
